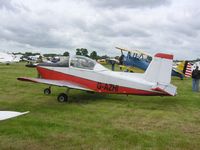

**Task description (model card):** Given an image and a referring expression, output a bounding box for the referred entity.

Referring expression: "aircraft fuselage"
[36,65,168,96]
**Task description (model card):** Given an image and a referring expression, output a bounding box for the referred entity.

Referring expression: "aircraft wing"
[172,67,184,75]
[115,47,153,57]
[0,111,29,121]
[17,77,93,91]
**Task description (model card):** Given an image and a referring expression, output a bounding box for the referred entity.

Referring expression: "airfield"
[0,62,200,150]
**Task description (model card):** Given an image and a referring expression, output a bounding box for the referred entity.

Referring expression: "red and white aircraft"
[18,53,177,102]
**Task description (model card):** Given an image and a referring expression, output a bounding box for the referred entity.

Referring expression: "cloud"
[0,0,29,12]
[89,0,170,8]
[0,0,199,59]
[0,0,15,10]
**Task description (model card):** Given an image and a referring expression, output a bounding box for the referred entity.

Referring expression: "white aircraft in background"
[18,53,177,102]
[0,52,15,64]
[0,52,22,64]
[192,61,200,70]
[13,54,23,63]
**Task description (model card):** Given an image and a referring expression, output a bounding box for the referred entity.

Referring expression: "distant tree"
[24,52,32,57]
[76,48,88,56]
[81,48,88,56]
[196,58,200,61]
[13,52,23,55]
[90,51,98,60]
[63,51,69,56]
[76,48,82,55]
[115,56,119,60]
[147,56,152,62]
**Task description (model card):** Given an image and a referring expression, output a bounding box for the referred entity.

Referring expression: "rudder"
[144,53,173,85]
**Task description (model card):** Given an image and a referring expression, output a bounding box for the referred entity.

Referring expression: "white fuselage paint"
[41,64,157,93]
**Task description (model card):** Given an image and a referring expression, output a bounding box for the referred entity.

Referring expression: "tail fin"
[144,53,173,85]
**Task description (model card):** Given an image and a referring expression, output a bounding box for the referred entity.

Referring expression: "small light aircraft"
[13,54,23,63]
[116,47,185,79]
[0,52,15,64]
[97,59,107,65]
[0,52,22,64]
[18,53,177,102]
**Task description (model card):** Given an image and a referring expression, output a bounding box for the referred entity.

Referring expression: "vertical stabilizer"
[145,53,173,85]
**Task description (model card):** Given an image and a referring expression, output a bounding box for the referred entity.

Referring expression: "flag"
[185,63,192,77]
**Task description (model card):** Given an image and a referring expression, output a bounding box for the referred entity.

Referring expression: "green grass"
[0,63,200,150]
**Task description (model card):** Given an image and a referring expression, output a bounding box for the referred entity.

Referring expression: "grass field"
[0,63,200,150]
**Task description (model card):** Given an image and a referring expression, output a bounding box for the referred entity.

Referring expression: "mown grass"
[0,63,200,150]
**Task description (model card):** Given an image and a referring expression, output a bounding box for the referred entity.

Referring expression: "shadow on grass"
[68,91,181,111]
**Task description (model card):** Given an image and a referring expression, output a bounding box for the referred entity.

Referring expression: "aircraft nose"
[37,62,50,66]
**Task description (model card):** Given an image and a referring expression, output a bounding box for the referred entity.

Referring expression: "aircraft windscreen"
[70,56,96,70]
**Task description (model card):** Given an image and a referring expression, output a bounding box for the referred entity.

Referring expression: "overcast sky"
[0,0,199,59]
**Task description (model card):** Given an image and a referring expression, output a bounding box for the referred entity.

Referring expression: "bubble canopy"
[70,56,96,70]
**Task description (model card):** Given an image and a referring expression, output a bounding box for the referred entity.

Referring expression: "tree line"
[15,48,109,60]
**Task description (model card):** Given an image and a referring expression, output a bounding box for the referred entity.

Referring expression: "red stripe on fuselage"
[37,66,167,96]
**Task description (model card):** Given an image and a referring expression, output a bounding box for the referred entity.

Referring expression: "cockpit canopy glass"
[38,57,69,67]
[70,56,96,70]
[54,57,70,67]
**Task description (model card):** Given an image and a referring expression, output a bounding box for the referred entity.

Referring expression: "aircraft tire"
[57,93,68,102]
[44,88,51,95]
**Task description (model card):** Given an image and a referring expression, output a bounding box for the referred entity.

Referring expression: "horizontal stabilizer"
[151,83,177,96]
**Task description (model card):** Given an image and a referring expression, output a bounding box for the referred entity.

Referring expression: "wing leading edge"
[0,111,29,121]
[17,77,93,91]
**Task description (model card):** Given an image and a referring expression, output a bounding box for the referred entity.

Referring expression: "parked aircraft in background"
[0,52,22,64]
[192,61,200,70]
[28,55,41,61]
[97,59,107,65]
[13,54,23,62]
[0,52,15,64]
[173,61,193,78]
[116,47,185,79]
[18,53,177,102]
[25,56,63,68]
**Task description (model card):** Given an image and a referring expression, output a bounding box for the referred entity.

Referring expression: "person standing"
[198,66,200,91]
[110,60,116,71]
[119,54,124,65]
[192,66,200,92]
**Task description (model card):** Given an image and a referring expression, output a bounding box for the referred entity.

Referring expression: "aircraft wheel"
[44,88,51,95]
[57,93,68,102]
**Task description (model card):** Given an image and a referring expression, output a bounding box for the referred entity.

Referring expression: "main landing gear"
[44,87,51,95]
[43,86,70,103]
[57,93,68,102]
